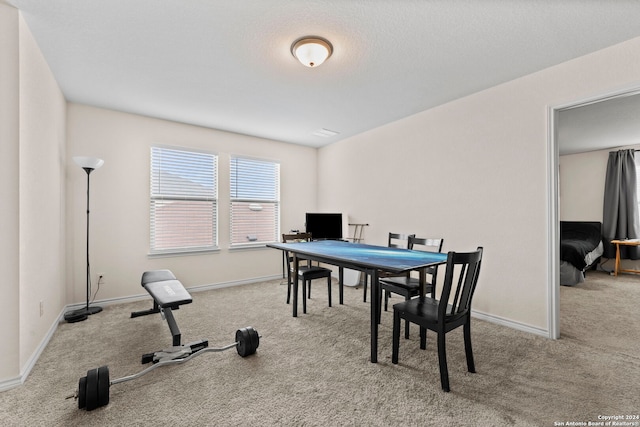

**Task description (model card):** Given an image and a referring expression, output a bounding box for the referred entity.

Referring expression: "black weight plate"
[248,327,259,353]
[97,366,110,408]
[78,376,87,409]
[243,326,258,356]
[236,327,250,357]
[85,368,99,411]
[235,328,245,356]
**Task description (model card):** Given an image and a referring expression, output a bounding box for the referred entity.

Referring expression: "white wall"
[66,104,318,302]
[559,150,610,222]
[318,36,640,334]
[0,3,21,382]
[18,9,68,370]
[0,5,67,386]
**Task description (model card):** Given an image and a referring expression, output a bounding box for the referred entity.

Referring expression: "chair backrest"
[409,236,444,253]
[439,247,483,320]
[282,232,312,243]
[409,236,444,277]
[282,233,313,271]
[388,232,416,249]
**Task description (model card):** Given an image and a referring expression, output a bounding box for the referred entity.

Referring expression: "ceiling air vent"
[312,128,340,138]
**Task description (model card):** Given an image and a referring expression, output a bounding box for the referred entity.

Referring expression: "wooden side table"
[610,239,640,276]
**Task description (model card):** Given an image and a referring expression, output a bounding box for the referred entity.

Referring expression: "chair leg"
[464,320,476,373]
[302,279,307,314]
[308,280,311,298]
[376,279,383,323]
[377,290,381,323]
[420,326,427,350]
[363,276,368,302]
[437,331,450,392]
[392,309,401,364]
[384,291,389,311]
[327,277,332,307]
[286,276,291,304]
[404,295,410,339]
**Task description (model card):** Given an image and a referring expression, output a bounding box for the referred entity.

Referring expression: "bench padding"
[141,270,192,309]
[141,269,177,286]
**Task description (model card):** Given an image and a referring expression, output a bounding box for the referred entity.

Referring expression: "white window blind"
[230,156,280,246]
[150,146,218,254]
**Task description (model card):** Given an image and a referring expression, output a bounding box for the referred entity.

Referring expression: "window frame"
[229,155,280,248]
[149,145,218,256]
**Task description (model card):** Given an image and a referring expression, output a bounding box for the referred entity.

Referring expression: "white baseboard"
[0,376,22,392]
[63,274,283,310]
[187,274,282,293]
[472,309,549,337]
[0,304,67,392]
[0,274,280,393]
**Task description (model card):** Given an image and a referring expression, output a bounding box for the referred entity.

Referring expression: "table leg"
[293,255,299,317]
[615,243,621,277]
[370,268,379,363]
[339,267,344,305]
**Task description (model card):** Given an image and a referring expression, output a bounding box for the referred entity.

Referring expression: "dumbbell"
[74,326,259,411]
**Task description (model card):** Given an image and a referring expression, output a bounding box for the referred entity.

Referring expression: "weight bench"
[75,270,259,410]
[131,270,193,347]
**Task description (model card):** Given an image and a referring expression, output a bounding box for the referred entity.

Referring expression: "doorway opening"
[548,86,640,339]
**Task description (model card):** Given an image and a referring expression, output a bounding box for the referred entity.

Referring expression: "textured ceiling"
[9,0,640,147]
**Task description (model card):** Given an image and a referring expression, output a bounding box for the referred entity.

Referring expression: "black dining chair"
[363,232,415,302]
[282,233,333,314]
[380,236,444,338]
[391,247,483,392]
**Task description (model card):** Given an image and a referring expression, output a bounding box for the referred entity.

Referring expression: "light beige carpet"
[0,270,638,426]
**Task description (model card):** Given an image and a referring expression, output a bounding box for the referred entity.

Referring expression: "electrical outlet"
[40,301,44,317]
[98,273,106,284]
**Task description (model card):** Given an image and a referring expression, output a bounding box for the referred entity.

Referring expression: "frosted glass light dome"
[291,37,333,68]
[73,156,104,170]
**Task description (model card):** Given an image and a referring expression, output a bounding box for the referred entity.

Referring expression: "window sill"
[147,248,220,258]
[229,243,273,251]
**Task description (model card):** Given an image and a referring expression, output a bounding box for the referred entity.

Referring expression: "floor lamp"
[64,156,105,323]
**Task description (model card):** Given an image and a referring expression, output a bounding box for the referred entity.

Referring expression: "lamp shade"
[73,156,104,170]
[291,37,333,68]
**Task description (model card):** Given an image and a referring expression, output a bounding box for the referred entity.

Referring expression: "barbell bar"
[73,326,260,411]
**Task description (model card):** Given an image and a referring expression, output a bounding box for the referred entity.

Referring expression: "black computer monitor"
[305,213,343,240]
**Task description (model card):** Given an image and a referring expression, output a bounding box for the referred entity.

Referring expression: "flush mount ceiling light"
[291,36,333,68]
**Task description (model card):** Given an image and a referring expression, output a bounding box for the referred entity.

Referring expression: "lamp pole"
[64,157,104,323]
[82,167,102,315]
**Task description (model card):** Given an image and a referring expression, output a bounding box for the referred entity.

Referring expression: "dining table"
[267,239,448,363]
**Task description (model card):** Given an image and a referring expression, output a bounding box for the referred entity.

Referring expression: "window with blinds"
[230,156,280,247]
[150,146,218,254]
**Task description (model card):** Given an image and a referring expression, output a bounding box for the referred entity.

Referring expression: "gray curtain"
[603,149,640,259]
